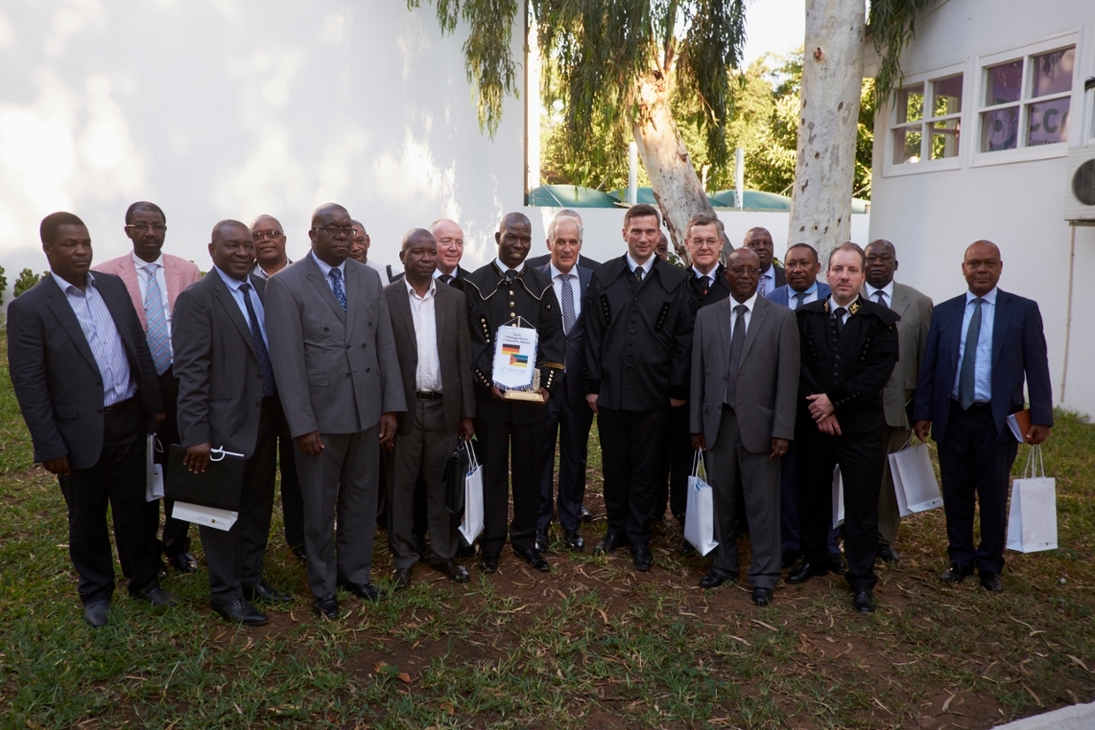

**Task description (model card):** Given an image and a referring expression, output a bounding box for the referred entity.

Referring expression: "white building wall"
[867,0,1095,416]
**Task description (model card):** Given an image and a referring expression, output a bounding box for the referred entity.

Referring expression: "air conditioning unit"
[1064,146,1095,223]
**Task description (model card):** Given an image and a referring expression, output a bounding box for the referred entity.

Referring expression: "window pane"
[1031,47,1075,97]
[981,107,1019,152]
[932,74,963,116]
[985,60,1023,106]
[1026,98,1070,146]
[897,83,924,124]
[931,118,960,159]
[893,127,922,163]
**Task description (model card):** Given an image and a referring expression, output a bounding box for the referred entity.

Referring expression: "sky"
[741,0,807,67]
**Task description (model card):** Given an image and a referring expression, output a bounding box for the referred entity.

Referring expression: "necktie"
[758,274,768,297]
[239,283,276,397]
[143,264,171,375]
[634,266,644,283]
[560,273,576,335]
[725,304,748,407]
[700,276,710,296]
[505,269,518,283]
[874,291,887,308]
[958,297,984,410]
[439,274,453,285]
[833,307,847,338]
[793,291,806,310]
[329,268,347,310]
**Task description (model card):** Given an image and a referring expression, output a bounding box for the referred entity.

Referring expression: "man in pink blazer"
[94,201,202,573]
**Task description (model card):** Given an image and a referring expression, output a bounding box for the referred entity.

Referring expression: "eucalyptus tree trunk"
[632,71,715,263]
[788,0,865,260]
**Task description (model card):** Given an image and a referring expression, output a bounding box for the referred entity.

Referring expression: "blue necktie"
[958,297,984,410]
[143,264,171,375]
[793,291,806,310]
[239,283,276,397]
[329,268,347,311]
[560,273,576,335]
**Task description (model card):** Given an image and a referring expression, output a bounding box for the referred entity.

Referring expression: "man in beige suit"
[690,248,799,606]
[265,203,406,620]
[863,240,933,564]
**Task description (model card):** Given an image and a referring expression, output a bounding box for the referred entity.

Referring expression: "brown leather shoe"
[432,558,470,583]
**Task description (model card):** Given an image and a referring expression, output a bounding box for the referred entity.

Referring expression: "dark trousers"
[538,385,595,532]
[799,426,884,592]
[148,368,191,558]
[59,399,161,604]
[476,417,544,555]
[598,407,666,545]
[781,440,840,553]
[200,396,279,604]
[937,401,1018,575]
[276,405,304,550]
[654,403,691,524]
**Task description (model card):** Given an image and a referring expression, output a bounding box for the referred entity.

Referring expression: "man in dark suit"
[465,212,566,573]
[787,243,899,613]
[534,212,595,552]
[384,229,475,588]
[744,227,785,297]
[691,248,799,605]
[9,211,175,627]
[264,203,406,619]
[585,204,696,571]
[913,240,1051,593]
[525,209,601,271]
[863,239,933,564]
[173,220,292,626]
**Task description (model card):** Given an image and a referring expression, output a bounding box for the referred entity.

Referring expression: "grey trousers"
[387,399,459,569]
[877,425,911,546]
[706,408,782,590]
[293,426,380,598]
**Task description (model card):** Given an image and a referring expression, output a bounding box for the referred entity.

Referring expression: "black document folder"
[164,444,245,511]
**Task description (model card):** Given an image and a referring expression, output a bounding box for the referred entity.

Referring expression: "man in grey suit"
[173,220,293,626]
[265,203,406,619]
[691,248,799,606]
[384,229,475,589]
[863,240,933,564]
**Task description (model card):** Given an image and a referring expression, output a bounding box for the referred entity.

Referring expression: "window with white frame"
[892,73,963,165]
[979,45,1075,152]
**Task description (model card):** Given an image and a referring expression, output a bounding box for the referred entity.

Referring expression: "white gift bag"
[684,451,718,556]
[145,435,164,502]
[832,466,845,529]
[889,441,943,517]
[1006,445,1058,553]
[459,444,485,544]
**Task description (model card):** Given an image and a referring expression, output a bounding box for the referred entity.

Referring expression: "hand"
[770,437,790,460]
[459,418,475,441]
[670,398,686,408]
[295,431,324,456]
[1026,424,1051,445]
[586,393,599,415]
[913,420,931,443]
[42,455,71,476]
[817,414,842,436]
[691,433,706,451]
[806,393,834,420]
[490,386,506,402]
[183,442,212,473]
[538,388,550,405]
[378,412,398,449]
[155,412,166,427]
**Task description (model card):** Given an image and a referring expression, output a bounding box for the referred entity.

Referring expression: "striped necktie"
[143,264,171,375]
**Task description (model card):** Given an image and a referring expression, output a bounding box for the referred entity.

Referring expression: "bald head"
[401,228,434,252]
[311,203,349,228]
[250,214,288,273]
[431,219,464,275]
[499,212,531,233]
[212,219,249,243]
[400,228,437,286]
[209,219,255,281]
[495,212,533,269]
[309,203,353,266]
[251,214,282,231]
[864,239,898,288]
[962,240,1003,296]
[743,227,775,271]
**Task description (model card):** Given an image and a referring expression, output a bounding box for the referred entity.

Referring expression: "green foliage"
[0,264,7,307]
[869,0,941,104]
[13,269,44,298]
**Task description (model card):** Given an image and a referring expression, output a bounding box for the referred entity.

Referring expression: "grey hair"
[547,213,583,242]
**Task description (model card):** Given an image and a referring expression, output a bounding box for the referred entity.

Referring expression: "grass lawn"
[1,333,1093,729]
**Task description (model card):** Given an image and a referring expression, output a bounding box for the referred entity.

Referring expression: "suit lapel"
[739,297,766,363]
[44,280,100,373]
[210,272,258,358]
[344,262,360,339]
[890,285,912,320]
[944,297,964,376]
[391,280,418,356]
[713,298,732,367]
[305,256,348,323]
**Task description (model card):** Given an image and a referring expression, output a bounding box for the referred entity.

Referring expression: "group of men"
[8,199,1052,627]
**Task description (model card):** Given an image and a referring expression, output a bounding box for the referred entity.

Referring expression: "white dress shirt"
[407,280,442,392]
[728,291,759,339]
[549,262,582,320]
[494,257,525,275]
[132,252,173,350]
[951,287,997,403]
[787,281,821,310]
[626,253,654,278]
[214,267,269,346]
[251,258,291,280]
[864,280,895,309]
[827,295,854,324]
[311,251,347,296]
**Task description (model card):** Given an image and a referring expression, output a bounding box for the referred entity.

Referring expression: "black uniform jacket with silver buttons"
[796,296,900,434]
[584,255,697,411]
[463,261,565,423]
[689,263,733,308]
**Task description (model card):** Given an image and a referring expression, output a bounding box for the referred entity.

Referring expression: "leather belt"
[416,391,442,401]
[102,397,137,414]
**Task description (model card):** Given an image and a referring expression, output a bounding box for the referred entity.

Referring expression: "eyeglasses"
[689,237,720,249]
[126,223,166,233]
[252,229,283,240]
[729,266,761,275]
[313,225,354,237]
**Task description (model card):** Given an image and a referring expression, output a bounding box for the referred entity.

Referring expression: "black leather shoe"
[752,587,774,606]
[134,585,178,607]
[979,572,1004,593]
[213,598,268,626]
[84,600,109,628]
[516,547,550,572]
[291,544,307,562]
[593,533,620,556]
[168,552,198,574]
[877,545,900,565]
[787,560,829,585]
[392,568,412,591]
[245,581,292,603]
[338,581,386,602]
[564,529,585,552]
[479,552,499,573]
[456,542,477,558]
[853,589,875,613]
[699,570,729,589]
[781,548,801,570]
[580,505,593,523]
[631,543,654,572]
[679,539,696,557]
[313,595,339,619]
[941,563,974,584]
[431,558,470,583]
[534,529,549,552]
[829,551,848,575]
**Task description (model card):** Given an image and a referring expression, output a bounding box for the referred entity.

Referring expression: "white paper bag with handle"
[832,466,845,529]
[683,451,718,556]
[1006,445,1057,553]
[889,441,943,517]
[459,444,485,544]
[145,435,164,502]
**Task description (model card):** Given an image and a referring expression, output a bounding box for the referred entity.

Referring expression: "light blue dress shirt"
[951,287,997,403]
[311,250,347,296]
[214,267,269,346]
[788,281,820,310]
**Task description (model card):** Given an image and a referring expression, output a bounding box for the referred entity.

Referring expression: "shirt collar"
[214,265,250,292]
[132,252,163,270]
[692,264,718,280]
[626,254,654,275]
[966,287,998,306]
[52,270,96,294]
[791,281,819,297]
[759,265,775,281]
[549,261,577,280]
[494,257,525,275]
[730,291,759,312]
[407,278,437,301]
[311,250,346,279]
[864,280,894,300]
[827,294,860,313]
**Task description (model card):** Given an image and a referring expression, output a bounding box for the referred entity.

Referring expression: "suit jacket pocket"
[54,404,78,420]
